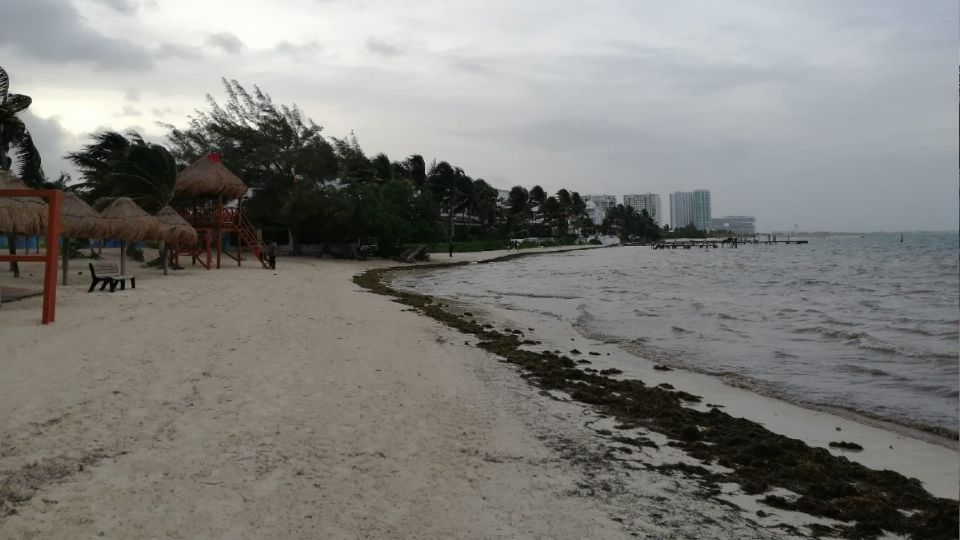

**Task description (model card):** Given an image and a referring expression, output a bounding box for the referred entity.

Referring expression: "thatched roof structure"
[0,171,47,235]
[61,192,110,238]
[174,152,247,201]
[99,197,160,242]
[155,206,198,245]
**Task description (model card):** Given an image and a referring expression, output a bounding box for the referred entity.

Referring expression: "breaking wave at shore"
[393,233,959,436]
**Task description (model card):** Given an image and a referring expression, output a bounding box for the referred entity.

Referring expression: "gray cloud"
[114,105,143,117]
[207,32,244,54]
[91,0,138,14]
[124,88,142,102]
[365,37,401,57]
[8,0,954,230]
[155,42,204,60]
[275,40,323,59]
[0,0,152,70]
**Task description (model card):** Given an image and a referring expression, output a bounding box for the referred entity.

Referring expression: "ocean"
[393,232,959,435]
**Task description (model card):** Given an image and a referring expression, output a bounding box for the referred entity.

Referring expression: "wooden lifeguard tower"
[171,152,268,269]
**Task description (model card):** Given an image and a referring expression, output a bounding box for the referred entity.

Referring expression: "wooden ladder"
[237,213,270,269]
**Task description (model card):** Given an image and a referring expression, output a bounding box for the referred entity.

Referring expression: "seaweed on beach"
[355,256,959,540]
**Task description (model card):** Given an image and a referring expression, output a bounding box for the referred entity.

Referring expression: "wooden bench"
[88,262,136,293]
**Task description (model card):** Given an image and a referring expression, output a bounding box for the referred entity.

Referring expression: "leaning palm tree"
[67,131,177,212]
[67,130,178,268]
[0,65,44,277]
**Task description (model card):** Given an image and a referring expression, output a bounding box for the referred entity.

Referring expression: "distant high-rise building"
[669,192,695,229]
[711,216,756,236]
[623,193,662,226]
[693,189,711,230]
[669,190,711,230]
[583,194,618,225]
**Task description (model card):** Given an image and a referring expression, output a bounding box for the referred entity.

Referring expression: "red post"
[215,196,222,269]
[0,189,62,324]
[42,191,62,324]
[205,229,211,270]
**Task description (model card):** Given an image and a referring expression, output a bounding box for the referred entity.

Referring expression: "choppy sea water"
[394,233,959,434]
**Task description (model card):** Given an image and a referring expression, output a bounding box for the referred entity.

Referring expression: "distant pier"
[649,237,808,249]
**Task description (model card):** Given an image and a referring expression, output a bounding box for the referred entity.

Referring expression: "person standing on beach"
[266,241,278,269]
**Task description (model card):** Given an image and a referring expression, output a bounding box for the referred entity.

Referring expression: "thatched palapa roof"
[174,152,247,201]
[0,171,47,235]
[155,206,198,245]
[61,192,110,238]
[99,197,160,242]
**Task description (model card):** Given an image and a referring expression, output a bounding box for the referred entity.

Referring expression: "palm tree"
[542,196,561,239]
[426,161,472,256]
[67,130,178,271]
[1,65,44,277]
[67,130,177,213]
[0,67,42,181]
[506,186,530,235]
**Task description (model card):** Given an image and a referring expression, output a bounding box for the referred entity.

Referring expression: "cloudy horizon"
[3,0,957,232]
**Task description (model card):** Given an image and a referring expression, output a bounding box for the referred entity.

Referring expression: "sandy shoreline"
[361,249,958,536]
[1,248,799,539]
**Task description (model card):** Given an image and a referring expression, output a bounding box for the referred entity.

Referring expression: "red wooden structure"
[172,200,267,269]
[0,189,62,324]
[169,153,267,270]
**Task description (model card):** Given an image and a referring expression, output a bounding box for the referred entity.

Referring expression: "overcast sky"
[2,0,957,231]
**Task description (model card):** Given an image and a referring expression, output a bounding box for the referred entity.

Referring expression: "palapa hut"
[99,197,160,276]
[0,171,47,236]
[171,152,267,269]
[173,152,247,201]
[59,192,111,285]
[155,206,198,245]
[154,206,198,275]
[61,192,109,238]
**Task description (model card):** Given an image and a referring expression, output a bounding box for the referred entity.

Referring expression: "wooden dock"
[650,238,808,249]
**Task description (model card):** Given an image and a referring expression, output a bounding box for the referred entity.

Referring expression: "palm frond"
[0,66,8,102]
[14,130,44,186]
[4,94,31,114]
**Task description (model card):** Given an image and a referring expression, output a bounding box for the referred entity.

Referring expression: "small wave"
[838,364,900,379]
[855,337,957,360]
[671,326,690,333]
[718,324,750,338]
[632,309,659,317]
[794,326,869,341]
[774,350,799,359]
[490,290,580,300]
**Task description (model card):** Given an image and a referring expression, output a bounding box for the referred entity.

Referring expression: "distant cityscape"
[581,191,757,235]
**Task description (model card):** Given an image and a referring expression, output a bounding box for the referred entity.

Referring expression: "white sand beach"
[0,248,955,538]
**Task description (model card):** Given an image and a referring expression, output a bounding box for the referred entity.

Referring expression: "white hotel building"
[622,193,662,226]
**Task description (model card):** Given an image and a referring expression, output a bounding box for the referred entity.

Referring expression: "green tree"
[163,79,339,254]
[506,186,531,235]
[370,153,393,181]
[468,178,500,233]
[541,196,560,238]
[0,65,44,277]
[426,161,472,255]
[405,154,426,188]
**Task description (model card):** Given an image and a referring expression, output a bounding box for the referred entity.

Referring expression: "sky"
[2,0,957,231]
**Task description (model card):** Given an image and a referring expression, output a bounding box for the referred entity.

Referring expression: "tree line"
[3,67,711,260]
